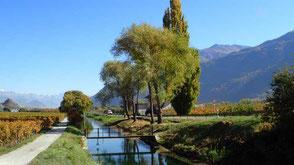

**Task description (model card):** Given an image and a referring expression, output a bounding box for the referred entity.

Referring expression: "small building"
[138,95,172,115]
[136,103,148,115]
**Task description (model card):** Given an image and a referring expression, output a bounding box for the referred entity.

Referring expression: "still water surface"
[87,118,191,165]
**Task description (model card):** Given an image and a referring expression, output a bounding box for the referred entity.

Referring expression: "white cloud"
[0,89,4,92]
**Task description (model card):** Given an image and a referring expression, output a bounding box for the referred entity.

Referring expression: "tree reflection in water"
[87,118,190,165]
[94,138,164,165]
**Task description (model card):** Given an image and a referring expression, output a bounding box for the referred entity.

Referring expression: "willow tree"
[112,24,190,124]
[163,0,200,115]
[100,61,136,119]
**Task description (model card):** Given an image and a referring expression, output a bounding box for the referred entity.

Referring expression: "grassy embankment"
[29,125,98,165]
[87,113,264,164]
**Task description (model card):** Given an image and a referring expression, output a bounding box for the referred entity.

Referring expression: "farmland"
[161,100,265,116]
[0,112,65,147]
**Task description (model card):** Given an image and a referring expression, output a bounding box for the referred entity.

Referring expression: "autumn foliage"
[190,102,265,115]
[161,101,265,116]
[0,112,65,146]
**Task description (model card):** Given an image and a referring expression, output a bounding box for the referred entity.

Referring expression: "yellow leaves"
[61,90,93,113]
[0,120,40,146]
[0,112,65,146]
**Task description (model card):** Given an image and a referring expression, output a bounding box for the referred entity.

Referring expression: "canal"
[86,118,193,165]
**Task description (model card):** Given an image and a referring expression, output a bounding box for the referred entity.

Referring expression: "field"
[161,101,265,116]
[190,102,265,115]
[0,112,65,147]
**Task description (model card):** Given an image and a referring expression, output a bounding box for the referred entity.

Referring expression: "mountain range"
[199,44,250,62]
[0,91,63,108]
[198,30,294,102]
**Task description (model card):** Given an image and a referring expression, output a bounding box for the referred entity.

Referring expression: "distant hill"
[199,44,250,62]
[91,86,148,107]
[91,87,121,106]
[0,91,63,108]
[198,30,294,103]
[2,98,19,109]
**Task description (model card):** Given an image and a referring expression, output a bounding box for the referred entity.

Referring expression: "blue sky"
[0,0,293,96]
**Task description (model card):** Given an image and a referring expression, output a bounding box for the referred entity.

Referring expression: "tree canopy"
[60,90,92,123]
[264,65,294,126]
[112,23,192,123]
[100,60,138,119]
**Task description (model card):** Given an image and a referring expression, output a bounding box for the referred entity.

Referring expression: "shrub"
[263,65,294,127]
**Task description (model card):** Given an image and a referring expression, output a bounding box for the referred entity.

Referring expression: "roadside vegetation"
[29,125,98,165]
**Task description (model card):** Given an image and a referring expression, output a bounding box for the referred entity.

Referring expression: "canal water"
[86,118,191,165]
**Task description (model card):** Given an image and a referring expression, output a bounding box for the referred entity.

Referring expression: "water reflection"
[86,118,190,165]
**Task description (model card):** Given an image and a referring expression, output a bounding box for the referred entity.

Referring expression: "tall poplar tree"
[163,0,188,35]
[163,0,201,115]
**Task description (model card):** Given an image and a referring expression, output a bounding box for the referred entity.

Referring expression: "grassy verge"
[87,114,263,164]
[29,125,98,165]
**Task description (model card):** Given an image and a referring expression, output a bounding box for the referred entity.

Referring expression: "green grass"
[0,132,45,156]
[86,113,126,126]
[29,125,98,165]
[158,116,261,163]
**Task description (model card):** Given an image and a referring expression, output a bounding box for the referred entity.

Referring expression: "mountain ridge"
[198,30,294,103]
[0,91,63,108]
[199,44,250,62]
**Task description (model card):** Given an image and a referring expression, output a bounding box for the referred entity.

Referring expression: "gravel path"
[0,118,68,165]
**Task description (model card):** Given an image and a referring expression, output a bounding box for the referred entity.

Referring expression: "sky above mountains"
[0,0,293,96]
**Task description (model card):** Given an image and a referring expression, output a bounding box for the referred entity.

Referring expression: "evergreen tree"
[163,0,201,115]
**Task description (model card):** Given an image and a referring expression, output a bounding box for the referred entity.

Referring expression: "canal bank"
[86,117,196,165]
[87,114,264,164]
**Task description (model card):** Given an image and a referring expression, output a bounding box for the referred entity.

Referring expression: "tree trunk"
[132,96,136,122]
[125,97,130,119]
[153,82,162,124]
[148,82,154,124]
[123,96,127,118]
[136,82,140,115]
